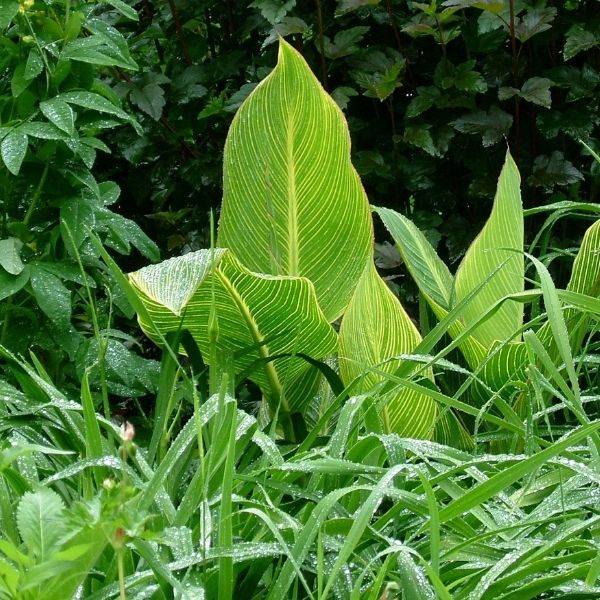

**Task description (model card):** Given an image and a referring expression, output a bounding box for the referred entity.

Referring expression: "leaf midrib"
[216,267,287,412]
[286,112,299,276]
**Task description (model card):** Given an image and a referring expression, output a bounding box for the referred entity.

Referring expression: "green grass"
[2,211,600,599]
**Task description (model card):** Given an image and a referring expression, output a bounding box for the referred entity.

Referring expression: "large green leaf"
[374,205,485,369]
[339,262,437,437]
[129,249,337,413]
[453,150,523,348]
[538,218,600,358]
[218,38,372,322]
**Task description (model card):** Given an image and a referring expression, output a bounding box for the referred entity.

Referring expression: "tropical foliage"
[1,1,600,599]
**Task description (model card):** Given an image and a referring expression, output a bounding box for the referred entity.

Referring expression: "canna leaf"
[218,38,372,322]
[129,249,337,413]
[453,150,523,348]
[339,262,437,437]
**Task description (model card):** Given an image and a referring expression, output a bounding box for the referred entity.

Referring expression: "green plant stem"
[23,162,49,225]
[118,549,126,600]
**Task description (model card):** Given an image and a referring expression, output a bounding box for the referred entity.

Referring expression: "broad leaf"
[16,489,67,562]
[218,39,373,322]
[0,237,24,275]
[453,150,523,348]
[40,98,75,135]
[1,130,28,175]
[130,249,337,413]
[339,262,437,437]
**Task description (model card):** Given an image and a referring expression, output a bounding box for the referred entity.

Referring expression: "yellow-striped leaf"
[453,151,523,347]
[129,249,337,413]
[218,39,373,322]
[339,262,437,437]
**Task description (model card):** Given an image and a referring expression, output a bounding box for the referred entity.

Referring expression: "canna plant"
[128,38,600,444]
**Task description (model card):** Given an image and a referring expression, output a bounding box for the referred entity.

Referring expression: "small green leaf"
[0,237,24,275]
[250,0,295,24]
[1,130,28,175]
[24,48,44,80]
[564,25,599,61]
[514,7,556,43]
[0,0,18,28]
[335,0,380,16]
[40,98,76,135]
[0,268,29,301]
[20,122,69,140]
[406,86,440,118]
[16,489,67,562]
[57,90,129,120]
[30,267,72,329]
[103,0,139,21]
[520,77,553,108]
[10,63,31,97]
[404,124,437,156]
[528,151,584,191]
[323,26,370,60]
[450,105,512,146]
[129,80,167,120]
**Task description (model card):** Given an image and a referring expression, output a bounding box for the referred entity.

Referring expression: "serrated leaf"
[450,105,512,146]
[24,48,44,80]
[404,125,437,156]
[130,249,337,413]
[564,25,599,61]
[453,150,523,347]
[335,0,380,16]
[0,237,24,275]
[129,81,166,120]
[339,262,437,437]
[30,267,72,329]
[498,86,519,101]
[263,17,308,47]
[40,98,75,135]
[16,489,67,561]
[528,151,584,191]
[250,0,295,24]
[330,86,358,110]
[323,26,370,60]
[406,86,440,118]
[520,76,553,108]
[218,39,373,322]
[1,130,28,175]
[441,0,503,11]
[515,7,556,43]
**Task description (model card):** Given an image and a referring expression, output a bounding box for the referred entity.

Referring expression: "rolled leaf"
[339,262,437,437]
[129,249,337,413]
[218,38,373,322]
[374,206,452,313]
[453,150,523,347]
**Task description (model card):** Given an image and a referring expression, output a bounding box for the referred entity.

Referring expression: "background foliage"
[2,1,600,598]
